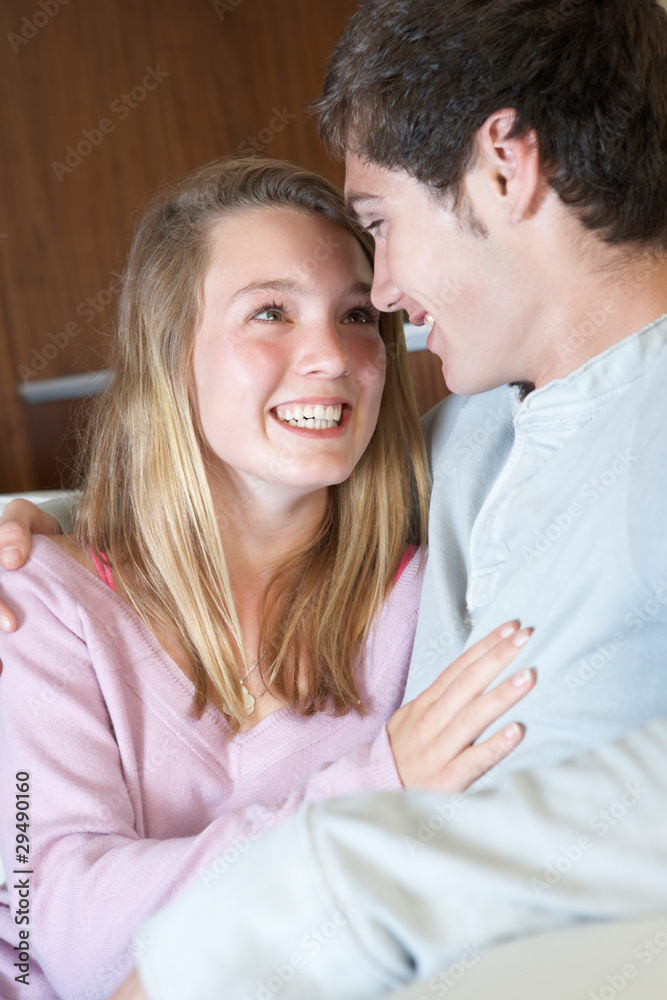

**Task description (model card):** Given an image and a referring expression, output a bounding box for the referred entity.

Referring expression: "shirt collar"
[511,313,667,425]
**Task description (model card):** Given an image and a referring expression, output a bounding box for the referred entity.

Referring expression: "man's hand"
[0,498,61,632]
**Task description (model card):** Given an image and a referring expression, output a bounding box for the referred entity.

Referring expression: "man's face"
[344,154,537,395]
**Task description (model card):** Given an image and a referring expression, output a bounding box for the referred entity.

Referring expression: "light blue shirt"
[405,313,667,770]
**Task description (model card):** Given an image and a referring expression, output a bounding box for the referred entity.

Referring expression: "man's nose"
[370,241,404,313]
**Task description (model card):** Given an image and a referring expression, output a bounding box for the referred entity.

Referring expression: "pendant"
[241,681,255,715]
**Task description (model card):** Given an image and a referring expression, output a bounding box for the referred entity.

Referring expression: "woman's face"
[192,207,386,501]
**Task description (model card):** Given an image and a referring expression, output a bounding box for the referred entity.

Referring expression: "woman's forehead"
[205,207,373,287]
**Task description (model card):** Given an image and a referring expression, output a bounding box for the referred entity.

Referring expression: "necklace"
[240,660,258,715]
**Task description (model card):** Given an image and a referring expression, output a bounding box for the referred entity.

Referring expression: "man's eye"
[366,220,384,238]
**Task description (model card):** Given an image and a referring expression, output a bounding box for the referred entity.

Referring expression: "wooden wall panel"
[408,350,448,418]
[0,0,447,491]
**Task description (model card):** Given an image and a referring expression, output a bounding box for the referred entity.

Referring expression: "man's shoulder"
[421,386,513,467]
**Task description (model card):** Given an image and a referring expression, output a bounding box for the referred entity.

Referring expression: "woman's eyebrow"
[228,278,311,304]
[228,278,373,304]
[346,280,374,298]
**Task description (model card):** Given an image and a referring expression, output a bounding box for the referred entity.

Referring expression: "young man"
[4,1,667,997]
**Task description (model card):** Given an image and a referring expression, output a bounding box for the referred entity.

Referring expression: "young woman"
[0,157,534,1000]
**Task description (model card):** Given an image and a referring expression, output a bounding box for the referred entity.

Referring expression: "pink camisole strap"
[89,549,115,592]
[394,544,419,586]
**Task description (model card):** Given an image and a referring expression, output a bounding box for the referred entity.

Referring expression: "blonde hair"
[76,156,429,730]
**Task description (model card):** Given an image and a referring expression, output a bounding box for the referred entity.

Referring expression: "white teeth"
[275,403,344,429]
[424,314,435,331]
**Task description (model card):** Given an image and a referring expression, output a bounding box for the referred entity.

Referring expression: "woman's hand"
[386,621,535,793]
[110,971,147,1000]
[0,499,61,632]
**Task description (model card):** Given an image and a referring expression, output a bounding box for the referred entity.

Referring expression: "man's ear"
[475,110,543,223]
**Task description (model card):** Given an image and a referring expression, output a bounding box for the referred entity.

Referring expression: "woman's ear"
[475,109,543,223]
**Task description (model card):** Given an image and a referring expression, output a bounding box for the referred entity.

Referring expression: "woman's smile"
[271,399,348,435]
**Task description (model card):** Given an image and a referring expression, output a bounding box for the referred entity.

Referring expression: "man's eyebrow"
[345,194,383,220]
[228,278,312,304]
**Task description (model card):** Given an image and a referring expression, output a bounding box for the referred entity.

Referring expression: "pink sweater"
[0,537,424,1000]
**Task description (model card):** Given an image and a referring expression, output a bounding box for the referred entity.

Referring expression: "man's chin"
[426,339,508,397]
[440,367,509,398]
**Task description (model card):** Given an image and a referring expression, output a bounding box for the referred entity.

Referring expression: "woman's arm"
[0,561,534,999]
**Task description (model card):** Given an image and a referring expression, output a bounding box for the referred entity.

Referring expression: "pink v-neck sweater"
[0,536,424,1000]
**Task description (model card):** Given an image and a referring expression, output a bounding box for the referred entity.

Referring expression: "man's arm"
[130,718,667,1000]
[0,495,78,630]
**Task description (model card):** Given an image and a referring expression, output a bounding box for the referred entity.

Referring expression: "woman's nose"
[294,321,351,378]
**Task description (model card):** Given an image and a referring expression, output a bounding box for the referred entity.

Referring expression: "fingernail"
[504,722,522,742]
[512,668,533,687]
[0,615,12,632]
[499,621,518,638]
[0,547,21,570]
[512,627,533,648]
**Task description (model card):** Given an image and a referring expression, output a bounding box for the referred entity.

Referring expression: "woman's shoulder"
[48,533,98,575]
[0,535,118,634]
[392,544,427,599]
[363,547,428,659]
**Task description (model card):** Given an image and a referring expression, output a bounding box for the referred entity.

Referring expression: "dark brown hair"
[315,0,667,249]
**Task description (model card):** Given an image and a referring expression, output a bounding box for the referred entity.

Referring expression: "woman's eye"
[252,305,285,322]
[344,308,380,325]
